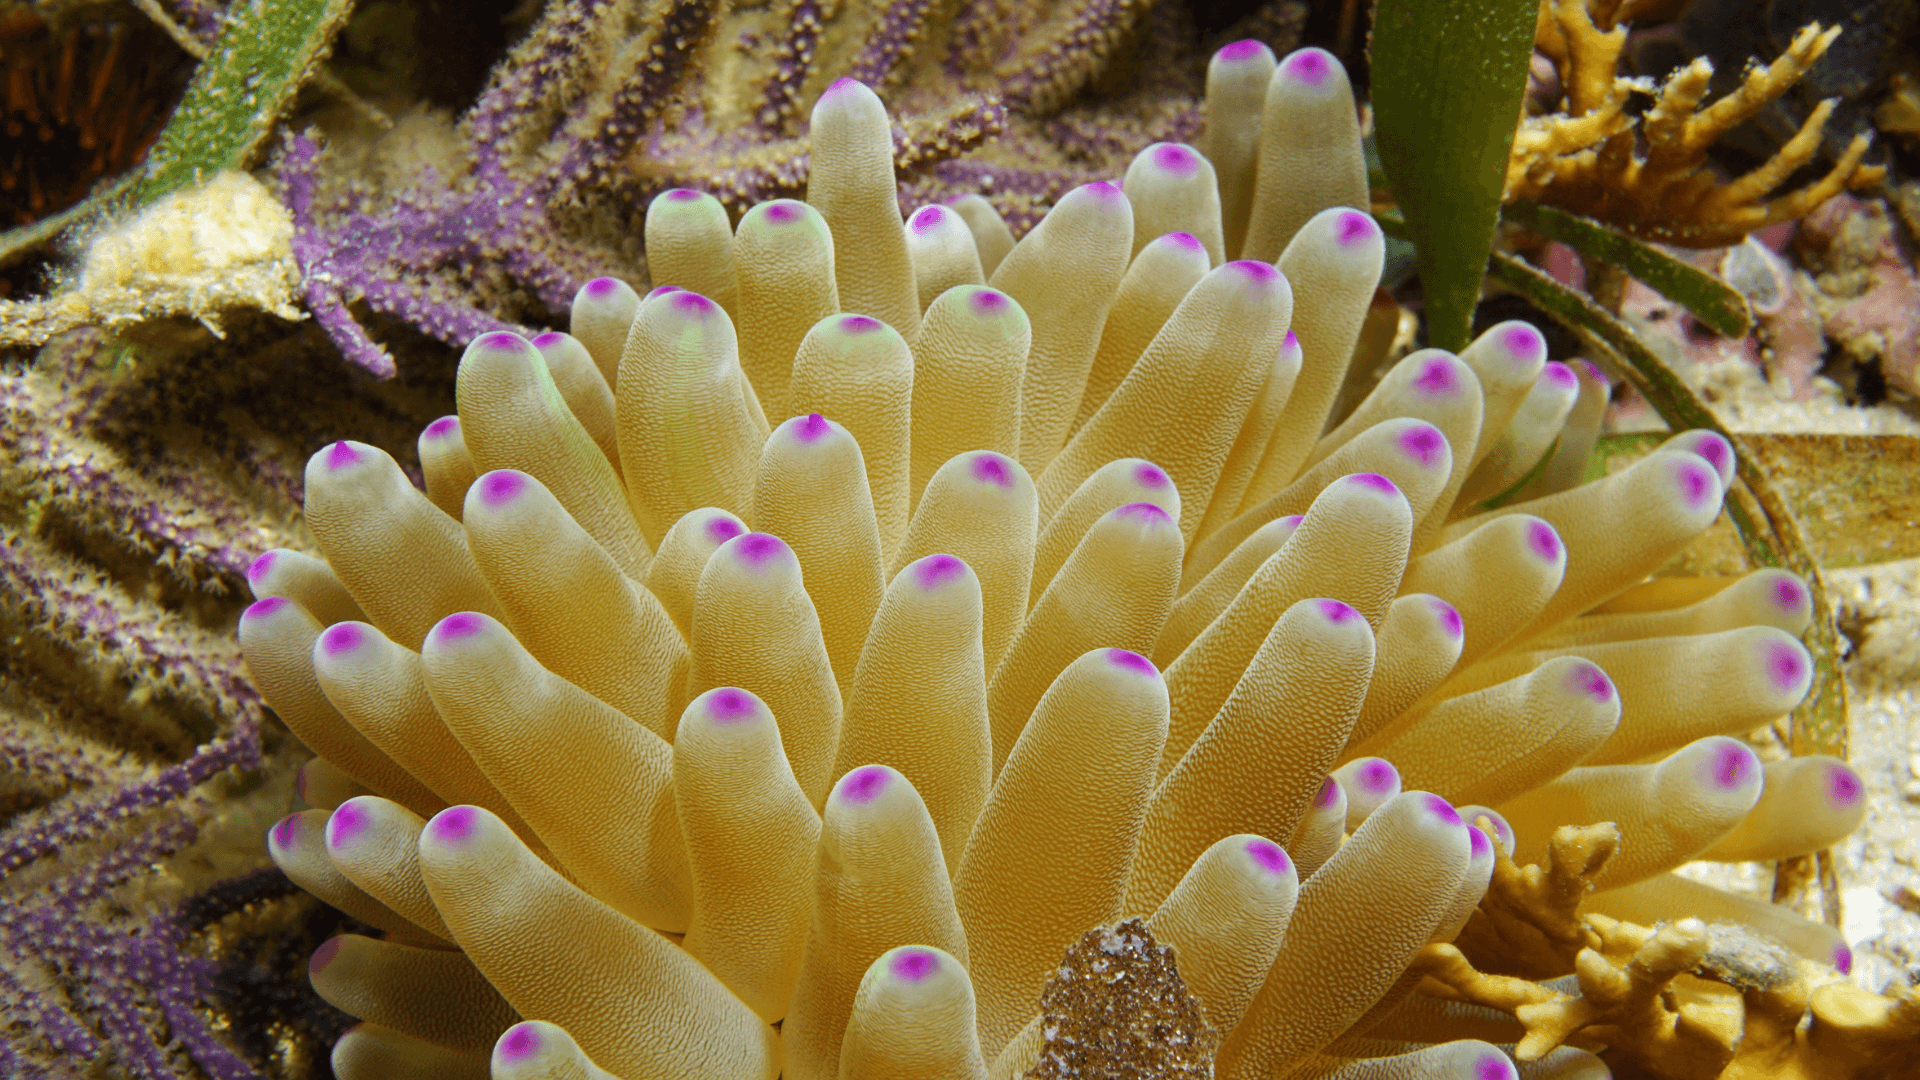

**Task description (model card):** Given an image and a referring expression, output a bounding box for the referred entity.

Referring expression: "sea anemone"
[239,51,1860,1080]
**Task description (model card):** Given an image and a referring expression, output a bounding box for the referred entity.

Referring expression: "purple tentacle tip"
[323,440,363,470]
[1106,648,1157,676]
[1151,143,1200,174]
[583,277,622,299]
[841,765,891,804]
[1569,662,1615,703]
[1834,944,1854,974]
[1112,501,1171,523]
[319,622,365,658]
[967,287,1010,315]
[890,948,941,982]
[1827,762,1864,806]
[244,596,289,620]
[1349,472,1400,495]
[434,612,488,642]
[1573,359,1607,383]
[1217,39,1268,62]
[477,470,528,506]
[1314,776,1341,808]
[424,416,461,440]
[794,412,832,442]
[826,76,863,96]
[1398,423,1447,468]
[1527,519,1563,562]
[270,814,300,850]
[839,314,884,334]
[498,1024,541,1063]
[1279,514,1305,528]
[735,532,788,565]
[532,331,565,349]
[1228,259,1280,282]
[1423,793,1463,826]
[1357,759,1397,793]
[1083,180,1125,203]
[309,937,343,975]
[705,516,745,545]
[1316,599,1359,623]
[664,188,703,202]
[1282,47,1334,85]
[672,291,718,316]
[246,550,277,583]
[1691,432,1732,474]
[647,285,683,299]
[1336,210,1376,247]
[1431,598,1464,637]
[1133,462,1169,488]
[1467,823,1493,861]
[914,553,969,590]
[1163,231,1205,253]
[704,688,759,723]
[326,801,370,848]
[763,200,803,224]
[1765,640,1809,691]
[1543,361,1579,389]
[1476,1050,1517,1080]
[1412,356,1459,394]
[1708,741,1757,790]
[1282,329,1300,351]
[1501,323,1545,361]
[1675,459,1717,509]
[971,453,1015,487]
[1245,838,1291,875]
[429,805,481,843]
[477,330,524,352]
[1772,576,1806,611]
[909,205,949,233]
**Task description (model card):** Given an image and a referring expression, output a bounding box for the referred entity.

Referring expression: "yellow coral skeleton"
[234,47,1902,1080]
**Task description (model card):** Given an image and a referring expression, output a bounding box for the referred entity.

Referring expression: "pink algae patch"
[1476,1050,1517,1080]
[424,416,461,440]
[1151,143,1200,174]
[1708,741,1757,790]
[1430,598,1463,637]
[839,314,884,334]
[841,765,891,804]
[1348,472,1399,495]
[270,814,301,850]
[319,623,365,658]
[909,206,949,233]
[1217,39,1268,62]
[308,937,343,974]
[734,533,788,565]
[1501,323,1544,362]
[497,1024,542,1063]
[1132,462,1169,488]
[967,288,1010,315]
[1569,663,1614,703]
[1397,424,1446,468]
[1313,776,1341,808]
[915,553,968,590]
[1772,576,1806,611]
[430,805,481,843]
[1766,640,1809,692]
[1245,838,1291,875]
[1316,599,1359,623]
[762,201,803,224]
[1107,649,1157,676]
[1163,231,1205,252]
[1112,502,1170,523]
[477,470,527,506]
[1542,361,1579,389]
[704,516,745,545]
[971,453,1015,487]
[794,413,832,442]
[665,188,703,202]
[583,276,622,299]
[890,949,941,982]
[435,612,488,641]
[326,801,370,847]
[1356,758,1397,793]
[704,688,759,723]
[1423,793,1463,826]
[323,440,363,470]
[245,596,289,620]
[1282,47,1334,86]
[246,550,277,583]
[1412,356,1459,394]
[1827,762,1864,806]
[1336,210,1375,247]
[1526,520,1562,562]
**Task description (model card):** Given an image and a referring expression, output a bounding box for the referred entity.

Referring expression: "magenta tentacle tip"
[1162,231,1205,253]
[1282,47,1334,86]
[1279,514,1305,528]
[704,688,759,723]
[1228,259,1280,282]
[423,416,461,440]
[1133,462,1169,488]
[1082,180,1125,204]
[841,765,891,804]
[309,937,343,975]
[323,440,362,471]
[1527,519,1563,562]
[326,801,370,848]
[1834,944,1854,974]
[1772,576,1806,611]
[734,532,789,565]
[1112,501,1171,523]
[824,76,863,96]
[1707,741,1757,790]
[497,1023,542,1063]
[244,596,289,621]
[1501,323,1545,361]
[1245,838,1291,875]
[890,948,941,982]
[582,277,622,299]
[646,285,683,299]
[1356,758,1397,793]
[762,200,804,224]
[1765,640,1809,692]
[909,205,948,233]
[839,314,884,334]
[1349,472,1399,495]
[270,814,300,850]
[531,331,565,349]
[318,622,365,658]
[967,287,1010,315]
[1476,1050,1518,1080]
[1467,823,1492,859]
[1314,776,1341,808]
[1150,143,1200,175]
[476,470,528,507]
[704,516,745,546]
[1423,793,1463,826]
[433,612,488,642]
[1569,662,1614,703]
[476,330,524,352]
[794,412,832,442]
[1412,356,1459,395]
[664,188,703,202]
[1216,39,1269,63]
[671,291,718,316]
[1336,210,1377,247]
[1685,431,1733,475]
[1542,361,1579,389]
[1398,423,1447,468]
[1106,648,1157,677]
[246,550,276,583]
[1431,598,1464,637]
[1573,358,1607,383]
[971,453,1015,487]
[1282,329,1300,350]
[1827,762,1864,806]
[1316,599,1360,624]
[913,553,968,590]
[428,805,481,844]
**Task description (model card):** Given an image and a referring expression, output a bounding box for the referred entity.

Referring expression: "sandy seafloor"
[1653,352,1920,993]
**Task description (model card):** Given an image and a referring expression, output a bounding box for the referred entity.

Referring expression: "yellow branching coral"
[1512,0,1886,246]
[232,49,1881,1080]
